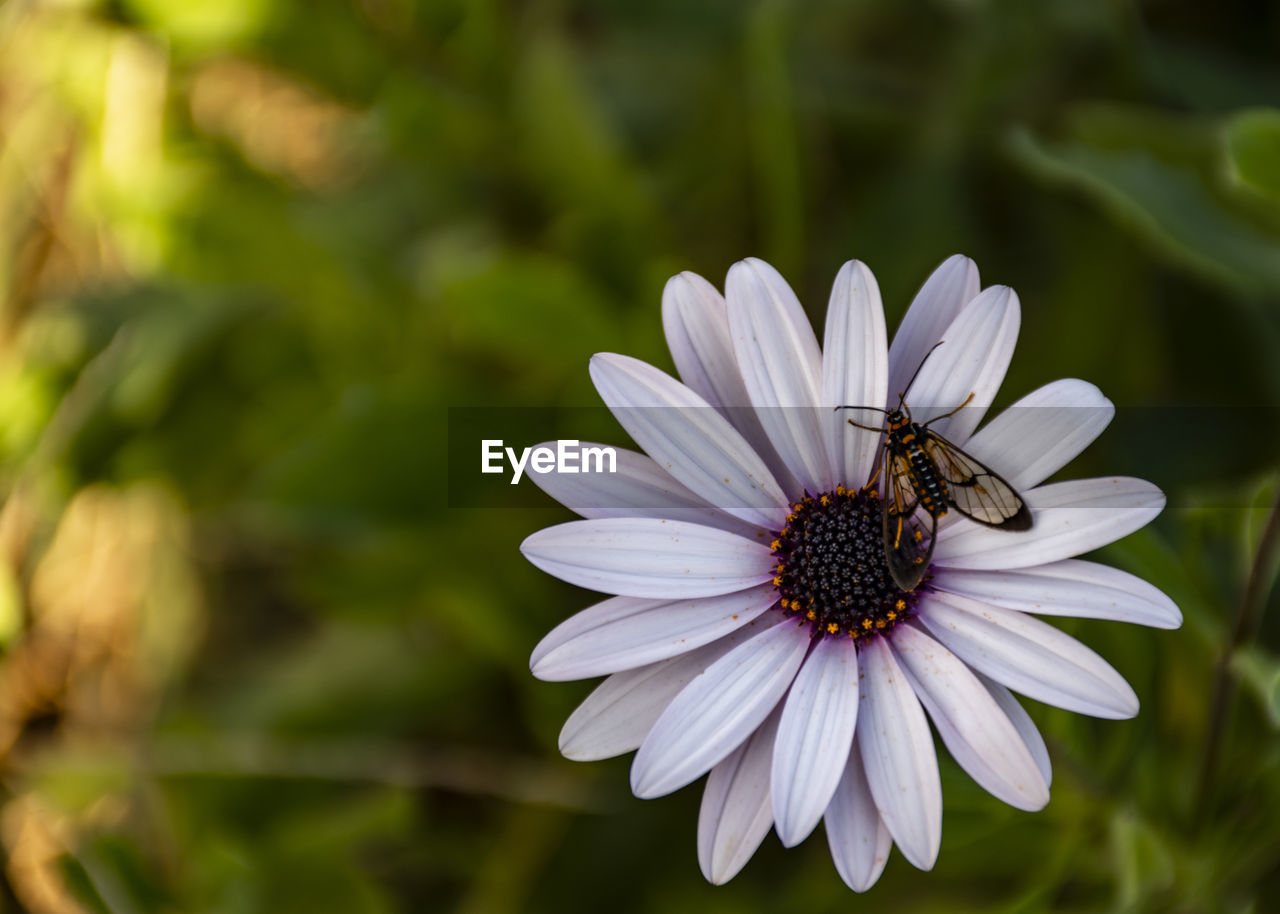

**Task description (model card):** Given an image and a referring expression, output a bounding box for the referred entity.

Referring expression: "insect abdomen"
[904,433,949,516]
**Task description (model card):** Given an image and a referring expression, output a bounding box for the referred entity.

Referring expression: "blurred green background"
[0,0,1277,911]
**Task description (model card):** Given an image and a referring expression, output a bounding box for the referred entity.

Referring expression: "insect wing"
[881,450,936,591]
[923,432,1032,530]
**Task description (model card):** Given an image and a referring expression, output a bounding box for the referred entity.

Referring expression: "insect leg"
[865,461,882,489]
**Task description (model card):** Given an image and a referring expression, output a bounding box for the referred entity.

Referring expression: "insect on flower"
[523,257,1179,890]
[839,341,1033,591]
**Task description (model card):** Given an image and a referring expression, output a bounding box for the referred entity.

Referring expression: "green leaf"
[1231,645,1280,728]
[1226,109,1280,197]
[1110,809,1175,910]
[1008,116,1280,297]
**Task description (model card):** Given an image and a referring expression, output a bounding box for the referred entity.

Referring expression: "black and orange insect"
[838,342,1032,591]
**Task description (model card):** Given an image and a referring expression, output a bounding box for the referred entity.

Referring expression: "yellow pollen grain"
[773,575,783,587]
[806,610,816,621]
[779,599,790,610]
[896,599,906,611]
[827,623,838,634]
[887,611,897,621]
[836,485,846,496]
[862,619,872,630]
[770,539,781,551]
[875,619,886,629]
[914,529,924,542]
[820,494,830,506]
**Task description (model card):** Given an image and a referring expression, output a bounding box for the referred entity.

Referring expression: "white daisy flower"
[521,256,1181,890]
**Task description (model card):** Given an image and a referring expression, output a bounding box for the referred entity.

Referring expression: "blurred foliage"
[0,0,1275,911]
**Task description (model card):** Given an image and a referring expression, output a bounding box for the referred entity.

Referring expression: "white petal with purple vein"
[528,442,763,538]
[960,379,1114,491]
[558,619,781,761]
[825,747,892,892]
[822,260,889,488]
[520,518,775,599]
[918,590,1139,719]
[662,274,802,494]
[976,672,1052,787]
[772,636,860,846]
[698,707,782,884]
[632,619,810,798]
[590,353,788,527]
[933,559,1182,628]
[531,584,779,681]
[891,625,1048,811]
[903,285,1019,443]
[663,272,744,409]
[888,255,980,400]
[726,258,832,493]
[934,478,1165,570]
[856,636,942,870]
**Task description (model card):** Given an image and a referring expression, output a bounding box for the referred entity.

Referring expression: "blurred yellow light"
[126,0,270,48]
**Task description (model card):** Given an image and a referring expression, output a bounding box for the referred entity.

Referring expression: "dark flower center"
[770,485,923,641]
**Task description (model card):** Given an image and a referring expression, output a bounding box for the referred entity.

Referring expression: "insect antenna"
[833,404,889,432]
[833,405,890,415]
[922,390,975,427]
[895,340,945,407]
[834,340,947,430]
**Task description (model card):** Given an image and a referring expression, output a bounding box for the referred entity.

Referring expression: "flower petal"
[918,590,1140,719]
[903,285,1020,443]
[890,625,1048,811]
[632,619,810,798]
[934,478,1165,570]
[662,273,801,494]
[697,707,782,884]
[887,254,979,401]
[824,748,892,892]
[558,623,771,761]
[933,559,1182,629]
[527,442,764,538]
[590,353,788,527]
[531,584,779,681]
[772,635,860,847]
[822,260,889,489]
[726,258,832,493]
[663,272,744,410]
[975,672,1052,788]
[521,518,775,598]
[960,379,1114,491]
[855,635,942,870]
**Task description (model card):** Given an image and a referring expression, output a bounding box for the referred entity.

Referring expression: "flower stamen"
[770,485,924,641]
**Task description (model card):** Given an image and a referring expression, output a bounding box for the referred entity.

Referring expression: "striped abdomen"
[898,427,950,517]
